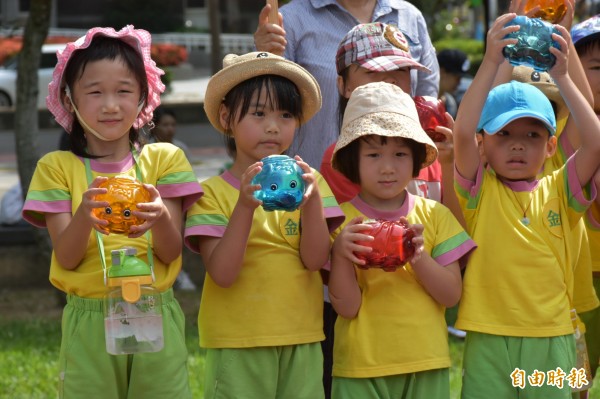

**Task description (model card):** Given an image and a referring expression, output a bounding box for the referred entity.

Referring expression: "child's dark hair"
[221,74,303,158]
[337,67,351,132]
[333,135,426,183]
[62,36,149,158]
[574,34,600,58]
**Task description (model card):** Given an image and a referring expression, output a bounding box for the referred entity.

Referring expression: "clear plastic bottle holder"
[103,248,164,355]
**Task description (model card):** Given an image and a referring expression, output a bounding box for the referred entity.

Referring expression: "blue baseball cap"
[572,15,600,46]
[477,81,556,136]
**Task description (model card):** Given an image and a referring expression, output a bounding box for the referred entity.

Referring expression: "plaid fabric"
[335,22,429,74]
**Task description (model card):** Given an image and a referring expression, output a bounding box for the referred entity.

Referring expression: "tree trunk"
[15,0,53,270]
[208,0,222,75]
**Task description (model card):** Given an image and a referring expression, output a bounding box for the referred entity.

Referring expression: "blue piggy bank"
[502,16,560,72]
[252,155,306,211]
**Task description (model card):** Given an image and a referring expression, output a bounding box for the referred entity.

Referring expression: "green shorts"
[332,368,449,399]
[58,289,191,399]
[203,342,324,399]
[462,332,576,399]
[579,276,600,378]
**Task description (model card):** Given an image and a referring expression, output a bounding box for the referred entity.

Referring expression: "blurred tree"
[15,0,53,279]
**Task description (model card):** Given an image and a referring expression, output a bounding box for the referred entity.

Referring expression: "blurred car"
[0,43,65,109]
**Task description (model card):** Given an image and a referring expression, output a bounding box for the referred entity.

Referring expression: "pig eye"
[289,180,297,189]
[105,207,112,215]
[270,183,278,191]
[123,209,132,218]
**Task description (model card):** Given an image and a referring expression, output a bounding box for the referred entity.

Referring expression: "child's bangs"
[232,75,303,123]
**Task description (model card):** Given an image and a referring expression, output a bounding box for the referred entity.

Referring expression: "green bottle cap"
[108,247,151,278]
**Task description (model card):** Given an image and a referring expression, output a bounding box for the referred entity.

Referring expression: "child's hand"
[548,24,570,79]
[82,176,110,234]
[434,112,455,165]
[239,161,263,210]
[254,3,286,56]
[332,217,374,266]
[556,0,575,30]
[485,13,519,66]
[294,155,318,207]
[400,217,424,265]
[128,183,166,238]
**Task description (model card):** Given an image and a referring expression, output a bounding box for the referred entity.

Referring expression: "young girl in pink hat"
[21,26,203,398]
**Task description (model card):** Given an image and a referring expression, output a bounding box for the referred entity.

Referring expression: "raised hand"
[254,3,286,56]
[485,13,520,66]
[548,24,570,79]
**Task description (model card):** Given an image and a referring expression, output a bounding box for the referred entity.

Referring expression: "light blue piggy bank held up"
[252,155,306,212]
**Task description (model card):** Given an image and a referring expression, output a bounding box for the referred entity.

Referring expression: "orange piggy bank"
[93,176,151,234]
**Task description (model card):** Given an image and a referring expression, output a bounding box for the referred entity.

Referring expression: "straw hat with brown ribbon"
[204,51,322,134]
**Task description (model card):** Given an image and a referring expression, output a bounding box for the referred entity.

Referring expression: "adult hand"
[254,3,286,56]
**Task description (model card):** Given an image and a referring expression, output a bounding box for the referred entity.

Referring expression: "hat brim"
[204,54,322,134]
[332,112,438,169]
[481,109,556,136]
[357,56,431,73]
[46,25,164,132]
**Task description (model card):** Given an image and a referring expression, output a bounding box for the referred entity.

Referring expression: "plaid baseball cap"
[477,81,556,136]
[572,14,600,47]
[335,22,431,75]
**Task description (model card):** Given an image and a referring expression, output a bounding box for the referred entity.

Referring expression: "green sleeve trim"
[565,171,588,214]
[431,231,471,258]
[186,213,228,228]
[26,188,70,201]
[158,170,198,185]
[323,196,339,208]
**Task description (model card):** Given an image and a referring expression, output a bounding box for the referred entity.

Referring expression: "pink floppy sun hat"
[46,25,165,132]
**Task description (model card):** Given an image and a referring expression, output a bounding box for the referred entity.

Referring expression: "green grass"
[0,289,599,398]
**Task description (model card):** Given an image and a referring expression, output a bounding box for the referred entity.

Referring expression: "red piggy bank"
[414,96,449,142]
[355,219,415,272]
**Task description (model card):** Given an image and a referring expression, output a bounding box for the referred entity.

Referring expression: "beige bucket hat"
[512,66,568,122]
[204,51,322,133]
[332,82,438,168]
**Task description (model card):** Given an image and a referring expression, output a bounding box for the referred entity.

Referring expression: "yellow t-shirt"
[22,143,203,298]
[542,126,598,312]
[585,204,600,273]
[455,158,596,337]
[331,194,476,378]
[185,170,344,348]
